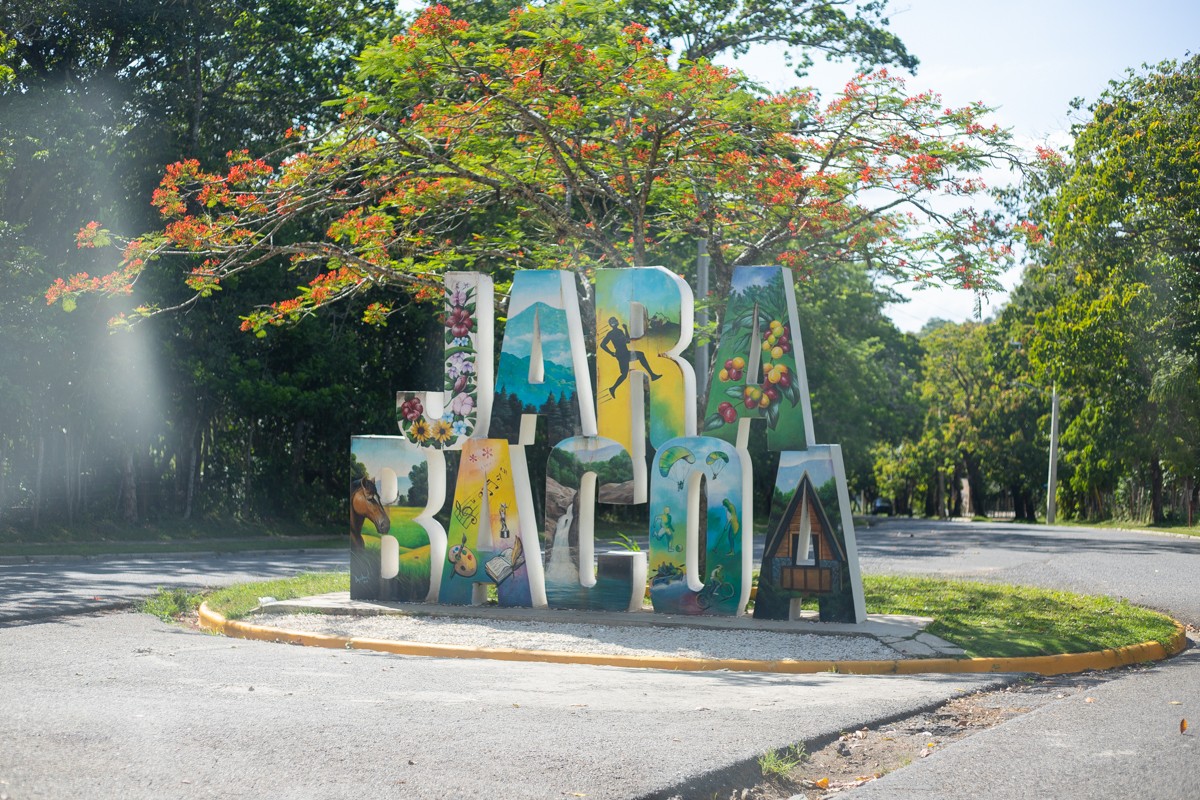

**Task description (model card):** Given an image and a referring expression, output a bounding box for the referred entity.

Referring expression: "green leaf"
[765,401,780,429]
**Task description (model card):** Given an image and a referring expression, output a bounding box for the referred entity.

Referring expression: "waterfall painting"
[542,435,645,611]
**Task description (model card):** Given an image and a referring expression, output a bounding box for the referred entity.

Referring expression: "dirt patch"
[725,670,1115,799]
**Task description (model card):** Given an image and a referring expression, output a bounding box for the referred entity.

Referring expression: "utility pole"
[1046,384,1060,524]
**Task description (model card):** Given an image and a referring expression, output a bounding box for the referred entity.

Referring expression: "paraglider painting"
[647,437,751,616]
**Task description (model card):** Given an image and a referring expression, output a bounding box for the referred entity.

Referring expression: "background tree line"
[4,1,1190,536]
[874,55,1200,525]
[0,0,936,536]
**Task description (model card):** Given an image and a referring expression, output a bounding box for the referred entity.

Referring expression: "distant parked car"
[871,497,893,516]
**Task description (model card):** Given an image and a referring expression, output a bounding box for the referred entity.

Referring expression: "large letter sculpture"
[350,436,447,602]
[594,267,696,503]
[701,266,813,451]
[346,264,866,625]
[699,266,864,622]
[440,438,543,607]
[543,436,645,612]
[351,272,492,601]
[646,436,751,616]
[755,446,866,622]
[491,270,596,445]
[396,272,494,448]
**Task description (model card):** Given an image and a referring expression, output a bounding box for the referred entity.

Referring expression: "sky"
[732,0,1199,331]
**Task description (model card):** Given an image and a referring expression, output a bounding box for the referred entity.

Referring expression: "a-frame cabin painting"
[755,447,863,622]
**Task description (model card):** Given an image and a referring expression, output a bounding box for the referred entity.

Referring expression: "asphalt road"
[2,520,1199,799]
[846,518,1200,799]
[0,550,345,625]
[2,611,1006,799]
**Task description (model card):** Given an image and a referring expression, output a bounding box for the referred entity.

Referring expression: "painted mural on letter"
[594,267,696,503]
[492,270,595,445]
[647,436,751,616]
[702,266,814,451]
[543,435,645,612]
[439,438,537,608]
[396,272,494,448]
[350,436,446,602]
[755,445,865,623]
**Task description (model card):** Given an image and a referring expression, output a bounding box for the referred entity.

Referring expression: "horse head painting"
[350,477,390,550]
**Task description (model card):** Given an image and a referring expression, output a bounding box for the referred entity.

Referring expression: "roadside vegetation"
[4,3,1197,541]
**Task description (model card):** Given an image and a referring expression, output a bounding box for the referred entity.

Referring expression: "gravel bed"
[247,612,905,662]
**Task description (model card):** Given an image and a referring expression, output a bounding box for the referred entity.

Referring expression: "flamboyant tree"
[51,1,1025,332]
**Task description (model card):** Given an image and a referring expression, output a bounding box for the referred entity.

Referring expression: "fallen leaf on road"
[815,777,829,789]
[1170,701,1183,705]
[1085,697,1096,703]
[1182,719,1189,734]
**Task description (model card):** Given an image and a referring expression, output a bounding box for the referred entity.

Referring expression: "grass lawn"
[143,572,350,622]
[1052,518,1200,538]
[863,574,1179,658]
[151,570,1180,660]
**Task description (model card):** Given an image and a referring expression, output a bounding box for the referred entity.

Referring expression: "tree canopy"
[51,1,1023,333]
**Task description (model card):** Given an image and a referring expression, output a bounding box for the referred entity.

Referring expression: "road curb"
[197,603,1189,676]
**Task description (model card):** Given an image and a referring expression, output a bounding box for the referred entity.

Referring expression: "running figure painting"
[594,266,697,505]
[599,315,660,398]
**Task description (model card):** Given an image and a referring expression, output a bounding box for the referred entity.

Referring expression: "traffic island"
[196,590,1188,676]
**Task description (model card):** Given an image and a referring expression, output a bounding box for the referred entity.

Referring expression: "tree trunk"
[63,429,75,526]
[184,418,202,520]
[118,449,138,523]
[76,442,86,520]
[962,453,986,518]
[33,435,45,527]
[0,440,6,524]
[242,421,255,518]
[1150,456,1165,524]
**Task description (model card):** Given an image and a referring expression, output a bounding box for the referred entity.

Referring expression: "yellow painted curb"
[196,603,1188,676]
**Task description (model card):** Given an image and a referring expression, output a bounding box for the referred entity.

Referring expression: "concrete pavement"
[1,611,1008,800]
[0,550,345,625]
